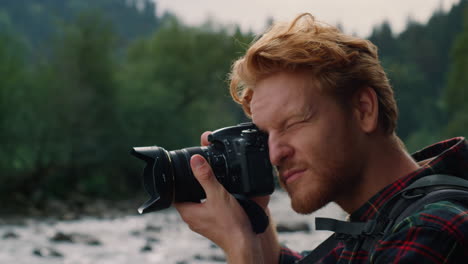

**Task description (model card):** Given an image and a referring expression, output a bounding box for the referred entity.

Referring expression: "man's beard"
[281,169,350,215]
[289,186,331,214]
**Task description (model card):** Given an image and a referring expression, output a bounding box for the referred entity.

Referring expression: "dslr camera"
[132,122,275,214]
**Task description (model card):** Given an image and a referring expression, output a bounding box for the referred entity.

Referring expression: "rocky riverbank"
[1,191,346,264]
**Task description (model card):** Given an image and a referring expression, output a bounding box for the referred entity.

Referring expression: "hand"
[175,132,262,262]
[199,131,271,210]
[174,131,280,263]
[175,154,255,241]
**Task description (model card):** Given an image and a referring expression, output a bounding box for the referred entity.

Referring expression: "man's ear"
[353,86,379,133]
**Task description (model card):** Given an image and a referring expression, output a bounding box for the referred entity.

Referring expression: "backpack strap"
[298,174,468,263]
[294,234,340,264]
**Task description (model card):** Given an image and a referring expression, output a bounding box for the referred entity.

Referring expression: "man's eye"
[285,122,299,131]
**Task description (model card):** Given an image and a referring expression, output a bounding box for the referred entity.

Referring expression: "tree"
[0,29,28,176]
[444,7,468,137]
[1,11,125,202]
[0,0,160,50]
[118,15,252,150]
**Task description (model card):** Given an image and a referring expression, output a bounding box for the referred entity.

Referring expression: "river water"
[0,191,346,264]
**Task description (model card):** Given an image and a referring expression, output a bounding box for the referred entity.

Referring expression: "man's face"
[250,71,364,214]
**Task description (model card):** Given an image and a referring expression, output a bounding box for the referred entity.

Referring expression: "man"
[175,13,468,263]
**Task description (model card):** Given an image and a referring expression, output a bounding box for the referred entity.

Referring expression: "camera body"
[132,122,275,214]
[204,122,274,196]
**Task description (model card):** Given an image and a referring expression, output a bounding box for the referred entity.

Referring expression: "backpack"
[297,174,468,263]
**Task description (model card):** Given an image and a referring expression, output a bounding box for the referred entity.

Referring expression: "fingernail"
[191,155,205,169]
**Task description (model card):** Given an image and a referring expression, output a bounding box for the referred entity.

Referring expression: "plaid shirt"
[280,137,468,263]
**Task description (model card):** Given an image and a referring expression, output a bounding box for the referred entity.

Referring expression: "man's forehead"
[250,77,318,131]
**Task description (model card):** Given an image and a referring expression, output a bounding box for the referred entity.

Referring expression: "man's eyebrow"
[256,118,286,134]
[288,106,315,123]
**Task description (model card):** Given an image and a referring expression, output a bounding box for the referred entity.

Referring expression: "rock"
[145,224,162,232]
[140,243,152,252]
[50,232,73,242]
[50,231,102,246]
[193,254,226,262]
[33,247,63,258]
[209,242,219,249]
[71,233,102,246]
[276,222,311,233]
[3,231,19,239]
[129,230,141,237]
[210,255,226,262]
[146,236,160,243]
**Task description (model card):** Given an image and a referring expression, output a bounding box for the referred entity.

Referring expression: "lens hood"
[131,146,174,213]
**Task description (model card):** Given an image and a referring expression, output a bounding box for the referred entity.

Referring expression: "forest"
[0,0,467,214]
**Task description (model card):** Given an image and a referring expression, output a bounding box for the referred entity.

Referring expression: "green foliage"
[444,7,468,138]
[1,0,467,209]
[369,0,467,148]
[0,0,159,50]
[0,11,125,203]
[0,5,254,208]
[0,30,28,174]
[118,16,252,149]
[384,59,427,139]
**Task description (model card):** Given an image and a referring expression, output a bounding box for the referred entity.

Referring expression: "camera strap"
[234,195,269,234]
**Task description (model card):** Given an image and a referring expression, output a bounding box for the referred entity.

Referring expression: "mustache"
[275,163,299,174]
[275,164,303,183]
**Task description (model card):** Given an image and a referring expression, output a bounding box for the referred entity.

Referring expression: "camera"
[131,122,275,214]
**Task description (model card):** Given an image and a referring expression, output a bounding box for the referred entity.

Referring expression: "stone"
[146,236,160,243]
[50,232,73,242]
[50,231,102,246]
[193,254,226,262]
[3,231,19,239]
[209,242,219,249]
[145,224,162,232]
[32,247,63,258]
[140,244,152,252]
[129,230,141,236]
[276,222,311,233]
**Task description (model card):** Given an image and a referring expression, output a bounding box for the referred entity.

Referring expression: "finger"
[250,195,271,210]
[174,202,202,218]
[191,154,223,199]
[174,202,206,232]
[200,131,212,146]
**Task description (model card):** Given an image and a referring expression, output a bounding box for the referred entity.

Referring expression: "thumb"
[191,154,224,199]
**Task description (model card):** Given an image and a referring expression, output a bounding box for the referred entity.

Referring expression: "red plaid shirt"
[280,137,468,263]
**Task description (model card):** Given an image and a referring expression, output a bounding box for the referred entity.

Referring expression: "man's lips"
[282,169,306,184]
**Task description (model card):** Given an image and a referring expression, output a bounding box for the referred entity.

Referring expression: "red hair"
[229,13,397,134]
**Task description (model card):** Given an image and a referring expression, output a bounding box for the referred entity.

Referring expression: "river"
[0,191,346,264]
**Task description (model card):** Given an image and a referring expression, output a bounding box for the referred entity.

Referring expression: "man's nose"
[268,134,293,166]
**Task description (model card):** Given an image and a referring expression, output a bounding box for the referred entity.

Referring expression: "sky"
[153,0,461,37]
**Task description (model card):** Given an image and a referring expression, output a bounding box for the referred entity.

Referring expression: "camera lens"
[169,147,210,203]
[131,146,213,214]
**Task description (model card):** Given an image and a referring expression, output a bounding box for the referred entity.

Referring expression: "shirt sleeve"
[278,246,303,264]
[371,200,468,263]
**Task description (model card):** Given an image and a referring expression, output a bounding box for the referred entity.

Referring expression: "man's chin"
[291,200,319,214]
[288,188,328,215]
